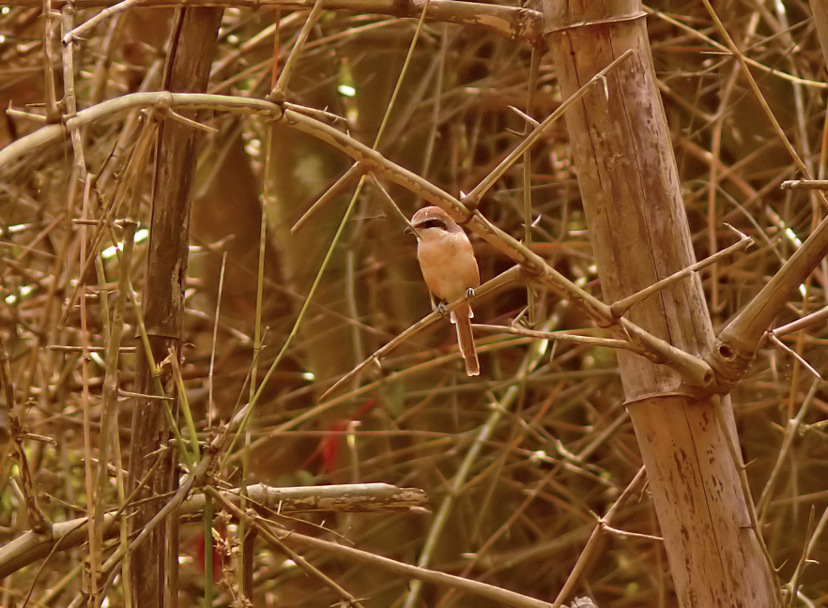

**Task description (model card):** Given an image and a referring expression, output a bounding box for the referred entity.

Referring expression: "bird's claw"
[436,302,449,317]
[465,287,475,300]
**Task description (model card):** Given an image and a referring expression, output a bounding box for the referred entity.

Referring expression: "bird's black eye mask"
[416,218,447,230]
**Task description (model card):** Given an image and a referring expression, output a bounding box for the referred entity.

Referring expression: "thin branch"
[552,467,648,608]
[610,227,753,317]
[781,179,828,190]
[0,482,428,579]
[209,487,368,608]
[11,0,546,46]
[321,265,524,400]
[1,88,724,391]
[462,50,635,209]
[473,323,640,353]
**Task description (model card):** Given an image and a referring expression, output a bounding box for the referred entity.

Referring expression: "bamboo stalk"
[127,9,223,607]
[542,1,781,605]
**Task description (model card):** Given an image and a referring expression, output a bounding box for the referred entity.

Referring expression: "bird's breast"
[417,234,480,302]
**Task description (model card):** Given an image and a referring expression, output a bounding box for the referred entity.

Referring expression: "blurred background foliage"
[0,1,827,606]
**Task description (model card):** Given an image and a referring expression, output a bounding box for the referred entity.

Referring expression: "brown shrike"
[407,206,480,376]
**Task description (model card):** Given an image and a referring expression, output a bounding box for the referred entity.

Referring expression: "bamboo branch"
[20,0,547,46]
[710,214,828,387]
[0,482,428,579]
[0,88,721,392]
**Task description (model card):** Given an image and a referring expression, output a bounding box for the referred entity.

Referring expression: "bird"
[407,206,480,376]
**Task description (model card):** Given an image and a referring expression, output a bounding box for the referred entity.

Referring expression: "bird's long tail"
[451,305,479,376]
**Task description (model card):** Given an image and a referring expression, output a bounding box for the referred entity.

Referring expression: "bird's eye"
[419,219,447,230]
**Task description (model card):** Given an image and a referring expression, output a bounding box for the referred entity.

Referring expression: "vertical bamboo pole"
[542,2,780,605]
[128,9,222,607]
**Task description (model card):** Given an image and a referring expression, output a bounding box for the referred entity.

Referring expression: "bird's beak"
[403,225,415,236]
